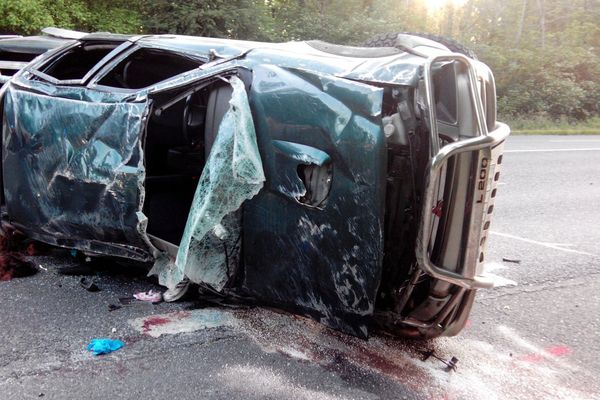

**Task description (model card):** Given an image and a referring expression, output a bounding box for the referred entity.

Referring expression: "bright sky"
[423,0,467,11]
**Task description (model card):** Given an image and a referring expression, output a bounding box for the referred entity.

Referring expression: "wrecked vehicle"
[0,31,509,339]
[0,28,82,86]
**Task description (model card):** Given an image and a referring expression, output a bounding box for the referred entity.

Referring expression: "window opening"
[98,48,202,89]
[40,42,119,80]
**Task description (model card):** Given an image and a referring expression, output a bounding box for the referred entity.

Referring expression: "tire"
[363,32,477,60]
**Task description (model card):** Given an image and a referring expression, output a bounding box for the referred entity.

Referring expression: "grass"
[511,128,600,135]
[504,116,600,135]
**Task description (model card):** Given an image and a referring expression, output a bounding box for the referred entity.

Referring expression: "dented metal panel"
[0,31,509,340]
[242,65,386,337]
[2,83,152,260]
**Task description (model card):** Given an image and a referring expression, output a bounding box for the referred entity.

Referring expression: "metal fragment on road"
[420,349,459,372]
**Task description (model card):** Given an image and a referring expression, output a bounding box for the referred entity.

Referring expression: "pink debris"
[133,290,163,303]
[546,345,571,357]
[519,344,571,363]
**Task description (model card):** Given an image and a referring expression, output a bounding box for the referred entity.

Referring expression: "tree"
[0,0,55,34]
[143,0,273,40]
[0,0,140,35]
[1,0,599,123]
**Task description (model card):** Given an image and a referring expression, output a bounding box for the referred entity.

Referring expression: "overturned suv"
[0,31,509,339]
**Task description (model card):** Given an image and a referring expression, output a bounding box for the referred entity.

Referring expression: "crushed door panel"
[2,84,152,260]
[242,66,386,337]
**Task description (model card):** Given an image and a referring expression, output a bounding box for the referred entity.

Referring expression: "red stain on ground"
[519,345,571,363]
[140,311,192,334]
[141,316,171,333]
[328,333,430,388]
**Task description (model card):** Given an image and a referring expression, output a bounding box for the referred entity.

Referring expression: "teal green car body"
[0,32,508,338]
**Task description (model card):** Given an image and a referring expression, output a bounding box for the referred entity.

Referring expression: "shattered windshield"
[150,76,265,291]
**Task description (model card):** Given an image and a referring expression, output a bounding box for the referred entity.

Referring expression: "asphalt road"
[460,135,600,399]
[0,135,598,400]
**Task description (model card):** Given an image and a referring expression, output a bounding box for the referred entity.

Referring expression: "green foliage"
[142,0,274,40]
[81,1,142,34]
[0,0,140,35]
[264,0,384,44]
[1,0,599,124]
[508,116,600,134]
[0,0,54,34]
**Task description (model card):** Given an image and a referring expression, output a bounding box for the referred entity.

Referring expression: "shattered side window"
[39,42,120,81]
[97,48,203,89]
[150,76,265,291]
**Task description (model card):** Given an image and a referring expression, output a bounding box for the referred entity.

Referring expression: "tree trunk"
[515,0,527,48]
[536,0,546,49]
[445,3,454,37]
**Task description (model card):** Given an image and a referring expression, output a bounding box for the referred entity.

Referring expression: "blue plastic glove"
[87,338,124,355]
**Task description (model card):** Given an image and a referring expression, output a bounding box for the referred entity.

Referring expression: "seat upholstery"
[204,84,233,158]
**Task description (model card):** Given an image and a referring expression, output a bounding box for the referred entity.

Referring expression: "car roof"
[6,30,456,88]
[132,34,406,60]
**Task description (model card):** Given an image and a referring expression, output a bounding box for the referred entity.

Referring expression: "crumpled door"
[2,84,152,260]
[242,66,387,338]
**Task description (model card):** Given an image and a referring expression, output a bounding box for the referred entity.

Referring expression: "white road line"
[550,139,600,143]
[490,231,598,257]
[504,148,600,153]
